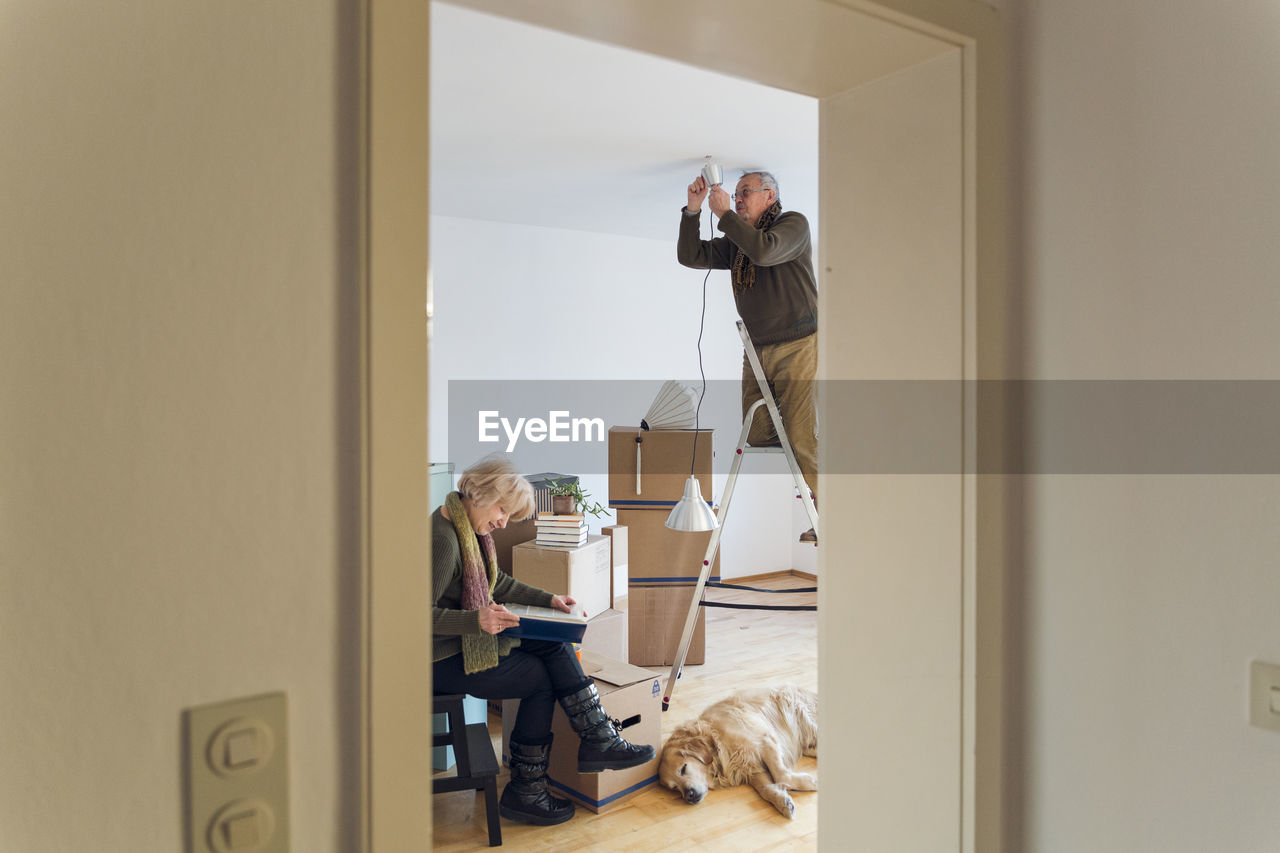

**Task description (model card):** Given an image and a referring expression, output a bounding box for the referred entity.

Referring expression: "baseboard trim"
[719,569,816,585]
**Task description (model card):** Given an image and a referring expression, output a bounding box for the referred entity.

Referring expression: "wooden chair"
[433,693,502,846]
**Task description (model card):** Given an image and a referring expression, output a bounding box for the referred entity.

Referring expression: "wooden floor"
[432,573,818,851]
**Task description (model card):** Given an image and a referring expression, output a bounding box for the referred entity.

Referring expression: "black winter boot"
[499,739,575,826]
[558,682,656,774]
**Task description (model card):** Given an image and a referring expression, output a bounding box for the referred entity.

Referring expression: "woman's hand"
[477,602,520,635]
[550,594,582,618]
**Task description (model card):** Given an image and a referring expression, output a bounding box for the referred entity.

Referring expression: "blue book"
[499,603,588,643]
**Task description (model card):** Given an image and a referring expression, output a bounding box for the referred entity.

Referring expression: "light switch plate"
[186,692,289,852]
[1249,661,1280,734]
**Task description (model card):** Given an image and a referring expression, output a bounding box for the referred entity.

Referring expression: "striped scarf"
[447,491,518,673]
[731,201,783,293]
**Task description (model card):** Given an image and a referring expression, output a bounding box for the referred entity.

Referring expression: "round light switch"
[207,716,275,777]
[207,798,276,852]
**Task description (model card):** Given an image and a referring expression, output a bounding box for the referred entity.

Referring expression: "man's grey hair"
[741,170,780,203]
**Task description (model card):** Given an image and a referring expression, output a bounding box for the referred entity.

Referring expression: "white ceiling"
[429,2,819,243]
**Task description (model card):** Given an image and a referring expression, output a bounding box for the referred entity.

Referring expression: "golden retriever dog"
[658,685,817,818]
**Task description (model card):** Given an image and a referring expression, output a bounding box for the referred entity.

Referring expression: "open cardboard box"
[502,650,662,813]
[580,607,627,661]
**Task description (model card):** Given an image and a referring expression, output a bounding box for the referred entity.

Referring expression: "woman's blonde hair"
[456,456,536,520]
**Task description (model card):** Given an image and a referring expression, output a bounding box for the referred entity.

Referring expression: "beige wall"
[0,3,363,851]
[0,0,1007,850]
[22,0,1272,848]
[1011,0,1280,850]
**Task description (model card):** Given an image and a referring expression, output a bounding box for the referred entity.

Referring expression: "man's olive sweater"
[431,508,553,663]
[677,207,818,345]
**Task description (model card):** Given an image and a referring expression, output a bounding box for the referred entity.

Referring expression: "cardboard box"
[502,651,661,813]
[627,583,705,666]
[491,518,536,571]
[580,608,627,661]
[512,536,611,619]
[608,426,712,508]
[616,508,721,584]
[600,524,628,607]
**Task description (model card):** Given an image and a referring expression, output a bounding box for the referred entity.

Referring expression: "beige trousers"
[741,333,818,501]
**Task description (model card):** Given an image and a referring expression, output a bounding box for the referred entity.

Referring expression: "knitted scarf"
[731,201,783,294]
[446,491,518,674]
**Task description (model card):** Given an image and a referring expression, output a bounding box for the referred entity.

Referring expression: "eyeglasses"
[733,188,771,201]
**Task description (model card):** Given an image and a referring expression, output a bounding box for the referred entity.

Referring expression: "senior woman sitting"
[432,458,654,826]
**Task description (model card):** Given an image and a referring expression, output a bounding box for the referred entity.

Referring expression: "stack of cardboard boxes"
[499,485,654,813]
[510,534,628,662]
[607,426,719,667]
[486,452,721,812]
[496,473,630,661]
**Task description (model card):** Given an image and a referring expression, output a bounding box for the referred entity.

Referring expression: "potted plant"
[545,477,607,518]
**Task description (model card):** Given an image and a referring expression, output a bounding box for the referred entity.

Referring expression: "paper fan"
[640,381,698,431]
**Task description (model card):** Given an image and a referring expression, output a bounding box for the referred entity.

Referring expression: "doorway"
[364,1,1008,850]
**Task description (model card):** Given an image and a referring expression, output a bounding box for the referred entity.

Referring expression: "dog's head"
[658,719,718,805]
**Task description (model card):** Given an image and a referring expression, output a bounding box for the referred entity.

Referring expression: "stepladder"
[662,320,818,711]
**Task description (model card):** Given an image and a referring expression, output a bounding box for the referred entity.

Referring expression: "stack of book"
[534,512,587,548]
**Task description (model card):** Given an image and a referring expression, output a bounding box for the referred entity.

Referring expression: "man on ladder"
[678,168,819,542]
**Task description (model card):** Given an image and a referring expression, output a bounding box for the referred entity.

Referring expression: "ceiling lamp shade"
[641,380,698,431]
[664,476,719,532]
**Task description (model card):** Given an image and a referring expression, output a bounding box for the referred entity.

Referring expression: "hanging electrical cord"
[689,207,714,477]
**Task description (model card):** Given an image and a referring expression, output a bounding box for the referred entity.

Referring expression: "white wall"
[1011,0,1280,850]
[0,3,361,851]
[428,215,814,579]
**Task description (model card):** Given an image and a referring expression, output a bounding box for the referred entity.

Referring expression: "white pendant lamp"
[665,475,718,532]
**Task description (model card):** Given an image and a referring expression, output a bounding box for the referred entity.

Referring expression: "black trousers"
[433,639,589,745]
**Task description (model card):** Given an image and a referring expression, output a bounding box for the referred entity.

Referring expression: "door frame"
[360,0,1008,850]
